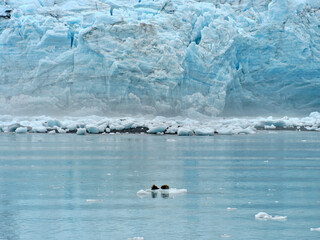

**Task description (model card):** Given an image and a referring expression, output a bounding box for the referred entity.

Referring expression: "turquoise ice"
[0,0,320,116]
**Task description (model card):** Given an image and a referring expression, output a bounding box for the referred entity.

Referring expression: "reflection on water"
[0,132,320,239]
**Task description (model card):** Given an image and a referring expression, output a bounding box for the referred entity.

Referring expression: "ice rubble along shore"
[0,112,319,135]
[0,0,320,117]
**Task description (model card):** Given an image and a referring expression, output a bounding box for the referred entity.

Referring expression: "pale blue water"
[0,132,320,240]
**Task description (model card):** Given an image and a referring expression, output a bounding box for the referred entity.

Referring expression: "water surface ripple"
[0,132,319,240]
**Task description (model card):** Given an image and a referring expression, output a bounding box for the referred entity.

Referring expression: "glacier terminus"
[0,0,320,117]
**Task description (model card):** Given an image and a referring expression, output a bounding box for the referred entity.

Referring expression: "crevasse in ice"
[0,0,319,117]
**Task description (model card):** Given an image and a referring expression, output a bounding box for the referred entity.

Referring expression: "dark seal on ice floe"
[161,185,169,189]
[151,185,159,190]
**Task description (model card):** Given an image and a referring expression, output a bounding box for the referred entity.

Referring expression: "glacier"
[0,0,320,117]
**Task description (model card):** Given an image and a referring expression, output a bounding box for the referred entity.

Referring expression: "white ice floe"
[137,188,187,197]
[227,207,237,211]
[166,139,176,142]
[220,234,230,238]
[15,127,28,133]
[45,119,62,128]
[86,199,103,203]
[177,127,193,136]
[255,212,287,221]
[310,228,320,232]
[194,128,215,136]
[76,128,87,135]
[128,237,144,240]
[86,124,101,134]
[147,125,167,134]
[0,112,320,136]
[264,124,276,130]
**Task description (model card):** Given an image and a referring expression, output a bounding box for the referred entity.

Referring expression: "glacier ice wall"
[0,0,320,117]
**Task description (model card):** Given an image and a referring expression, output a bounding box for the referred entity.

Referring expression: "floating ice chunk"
[46,119,62,128]
[66,123,78,132]
[194,128,214,136]
[227,207,237,211]
[86,199,103,203]
[234,127,256,135]
[86,124,100,134]
[147,125,167,134]
[48,130,56,134]
[167,188,187,194]
[128,237,144,240]
[55,127,67,134]
[165,125,179,134]
[15,127,28,133]
[220,234,230,238]
[8,123,22,132]
[76,128,86,135]
[32,125,47,133]
[177,128,193,136]
[216,127,233,135]
[255,212,287,221]
[137,189,149,195]
[115,124,125,131]
[166,139,176,142]
[264,124,276,129]
[310,227,320,232]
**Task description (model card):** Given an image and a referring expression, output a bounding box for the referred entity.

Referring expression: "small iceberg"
[137,188,187,198]
[86,199,103,203]
[220,234,230,238]
[76,128,87,135]
[310,227,320,232]
[15,127,28,133]
[255,212,287,221]
[227,207,237,211]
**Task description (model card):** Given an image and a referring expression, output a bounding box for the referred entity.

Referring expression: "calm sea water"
[0,132,319,240]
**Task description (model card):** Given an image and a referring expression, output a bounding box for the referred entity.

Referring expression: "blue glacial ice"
[0,0,320,117]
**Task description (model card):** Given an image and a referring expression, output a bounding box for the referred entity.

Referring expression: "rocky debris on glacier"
[0,112,319,136]
[0,0,320,117]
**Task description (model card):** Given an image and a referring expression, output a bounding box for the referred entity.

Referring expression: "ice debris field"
[0,112,320,136]
[1,0,320,117]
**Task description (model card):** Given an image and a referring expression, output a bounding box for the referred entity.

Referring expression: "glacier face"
[0,0,320,117]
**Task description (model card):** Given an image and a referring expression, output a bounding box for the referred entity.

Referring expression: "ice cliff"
[0,0,320,117]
